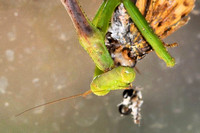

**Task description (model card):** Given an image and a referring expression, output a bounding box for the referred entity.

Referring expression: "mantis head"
[91,66,136,96]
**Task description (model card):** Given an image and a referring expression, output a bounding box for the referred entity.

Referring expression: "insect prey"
[106,0,195,68]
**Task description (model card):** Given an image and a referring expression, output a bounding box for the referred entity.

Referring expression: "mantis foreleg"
[92,0,121,35]
[92,0,121,77]
[61,0,114,72]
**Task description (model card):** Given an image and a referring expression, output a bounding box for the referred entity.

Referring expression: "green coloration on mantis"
[92,0,121,35]
[91,66,135,96]
[92,0,121,76]
[123,0,175,67]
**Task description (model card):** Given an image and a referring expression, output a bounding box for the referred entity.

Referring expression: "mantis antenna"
[15,90,92,117]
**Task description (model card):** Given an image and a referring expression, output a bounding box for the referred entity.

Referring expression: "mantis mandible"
[16,0,195,118]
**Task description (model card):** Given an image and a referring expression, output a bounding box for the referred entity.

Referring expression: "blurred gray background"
[0,0,200,133]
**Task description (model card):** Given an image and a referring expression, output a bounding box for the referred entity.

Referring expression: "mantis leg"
[61,0,114,72]
[123,0,175,67]
[92,0,121,35]
[92,0,121,77]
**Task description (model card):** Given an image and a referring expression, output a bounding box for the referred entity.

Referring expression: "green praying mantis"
[16,0,195,116]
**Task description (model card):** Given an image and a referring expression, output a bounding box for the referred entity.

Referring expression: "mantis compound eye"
[118,104,132,115]
[123,89,134,98]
